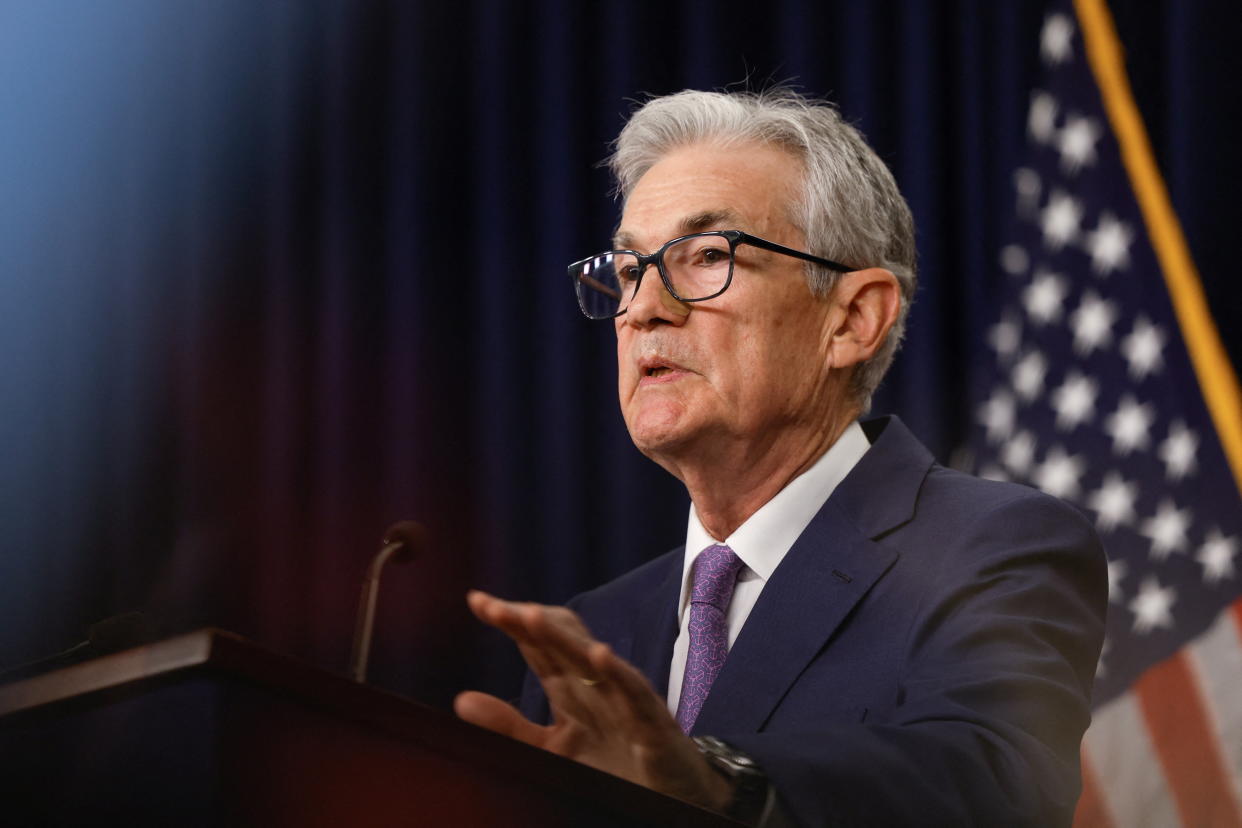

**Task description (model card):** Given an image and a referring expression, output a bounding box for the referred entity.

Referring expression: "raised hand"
[453,590,731,812]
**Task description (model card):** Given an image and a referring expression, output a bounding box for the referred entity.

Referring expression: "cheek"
[615,332,634,390]
[735,323,827,409]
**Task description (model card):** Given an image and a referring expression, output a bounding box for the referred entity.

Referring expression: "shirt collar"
[678,421,872,614]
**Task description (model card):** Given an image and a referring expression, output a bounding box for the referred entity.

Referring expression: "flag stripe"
[1186,598,1242,818]
[1134,651,1242,827]
[1074,752,1116,828]
[1085,693,1180,828]
[1075,0,1242,497]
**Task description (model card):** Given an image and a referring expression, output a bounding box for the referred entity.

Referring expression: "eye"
[612,254,641,284]
[689,244,730,267]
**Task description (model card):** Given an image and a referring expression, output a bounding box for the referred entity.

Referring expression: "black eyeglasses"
[569,230,858,320]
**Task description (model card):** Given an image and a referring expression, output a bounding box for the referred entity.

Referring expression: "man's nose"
[623,265,691,329]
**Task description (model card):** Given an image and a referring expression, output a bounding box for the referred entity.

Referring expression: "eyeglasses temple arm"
[734,231,858,273]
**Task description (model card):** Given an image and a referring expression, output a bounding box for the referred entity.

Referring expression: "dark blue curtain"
[1,0,1238,704]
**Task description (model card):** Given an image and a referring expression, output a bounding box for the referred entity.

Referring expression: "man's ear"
[824,268,902,369]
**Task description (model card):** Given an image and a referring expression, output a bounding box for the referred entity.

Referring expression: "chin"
[629,422,682,452]
[627,416,708,473]
[625,396,691,443]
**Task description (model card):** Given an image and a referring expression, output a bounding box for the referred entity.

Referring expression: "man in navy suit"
[455,89,1107,826]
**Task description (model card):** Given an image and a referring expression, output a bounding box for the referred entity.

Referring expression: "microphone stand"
[348,522,424,683]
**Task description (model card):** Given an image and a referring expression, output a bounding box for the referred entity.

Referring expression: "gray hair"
[608,88,917,410]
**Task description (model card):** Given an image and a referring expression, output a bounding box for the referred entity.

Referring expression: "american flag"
[963,1,1242,825]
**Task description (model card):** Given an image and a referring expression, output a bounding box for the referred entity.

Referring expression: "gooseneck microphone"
[348,520,425,683]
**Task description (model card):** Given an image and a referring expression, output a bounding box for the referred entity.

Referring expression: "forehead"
[615,141,802,249]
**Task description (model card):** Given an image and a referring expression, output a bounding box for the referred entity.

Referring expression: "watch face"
[694,737,771,824]
[695,736,765,778]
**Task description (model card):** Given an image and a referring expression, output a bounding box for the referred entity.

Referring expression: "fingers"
[467,590,597,680]
[453,690,548,746]
[459,591,715,801]
[467,591,611,729]
[589,640,680,734]
[467,590,593,644]
[465,591,684,744]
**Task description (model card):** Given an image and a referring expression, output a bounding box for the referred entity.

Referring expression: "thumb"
[454,690,548,746]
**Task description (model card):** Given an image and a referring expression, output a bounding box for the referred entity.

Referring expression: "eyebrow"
[612,208,745,251]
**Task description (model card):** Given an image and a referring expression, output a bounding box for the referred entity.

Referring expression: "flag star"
[1012,350,1048,401]
[1040,190,1083,250]
[1031,444,1085,499]
[1158,420,1198,482]
[1028,91,1059,144]
[1087,472,1138,533]
[1106,558,1128,604]
[978,389,1017,443]
[1128,576,1176,634]
[1140,499,1192,560]
[1014,168,1042,217]
[1103,394,1155,455]
[1069,290,1118,356]
[1120,316,1166,380]
[1022,270,1068,325]
[1001,430,1038,476]
[988,313,1023,362]
[1083,212,1134,275]
[1041,13,1075,65]
[1056,115,1101,174]
[1050,370,1098,431]
[1197,528,1237,585]
[1000,244,1029,276]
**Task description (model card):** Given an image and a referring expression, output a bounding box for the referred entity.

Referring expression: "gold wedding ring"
[578,676,601,687]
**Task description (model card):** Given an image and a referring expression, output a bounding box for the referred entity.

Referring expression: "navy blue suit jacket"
[519,416,1107,827]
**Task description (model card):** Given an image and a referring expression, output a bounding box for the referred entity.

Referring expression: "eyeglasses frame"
[569,229,860,320]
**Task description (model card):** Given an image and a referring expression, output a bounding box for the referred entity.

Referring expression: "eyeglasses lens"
[571,234,733,320]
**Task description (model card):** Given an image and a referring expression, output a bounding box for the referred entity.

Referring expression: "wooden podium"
[0,629,738,826]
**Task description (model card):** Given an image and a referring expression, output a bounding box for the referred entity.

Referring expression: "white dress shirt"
[665,421,871,713]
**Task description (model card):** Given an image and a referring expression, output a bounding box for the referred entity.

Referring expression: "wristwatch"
[693,735,773,825]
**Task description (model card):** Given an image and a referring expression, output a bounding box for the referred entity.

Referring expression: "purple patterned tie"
[675,544,745,734]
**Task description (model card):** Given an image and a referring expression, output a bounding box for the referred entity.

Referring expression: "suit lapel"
[628,550,683,698]
[691,416,932,735]
[691,502,897,734]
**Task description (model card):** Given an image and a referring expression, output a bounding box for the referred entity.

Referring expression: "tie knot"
[689,544,744,611]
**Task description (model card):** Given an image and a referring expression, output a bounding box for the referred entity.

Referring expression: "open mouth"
[637,354,686,381]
